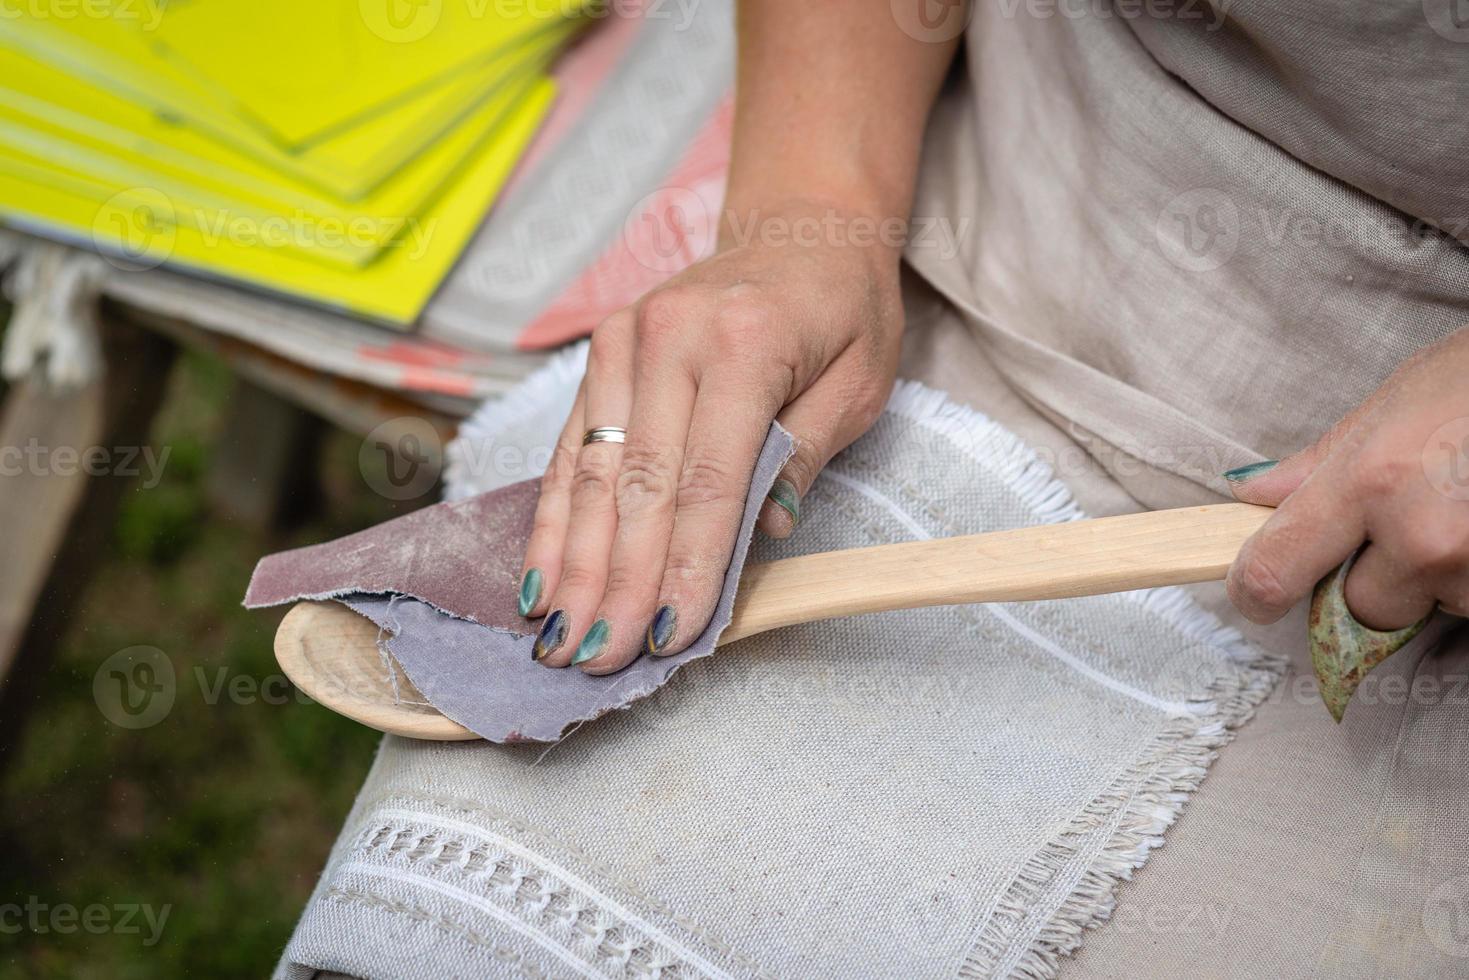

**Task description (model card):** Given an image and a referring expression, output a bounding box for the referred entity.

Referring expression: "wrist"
[715,193,911,265]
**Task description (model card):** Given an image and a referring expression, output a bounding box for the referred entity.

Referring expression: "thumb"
[757,359,892,539]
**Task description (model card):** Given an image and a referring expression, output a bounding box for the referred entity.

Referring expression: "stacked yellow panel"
[0,0,593,324]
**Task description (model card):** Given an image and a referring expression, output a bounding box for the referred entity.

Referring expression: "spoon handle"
[720,503,1274,645]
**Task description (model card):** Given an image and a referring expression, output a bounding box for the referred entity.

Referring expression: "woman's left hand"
[1226,328,1469,629]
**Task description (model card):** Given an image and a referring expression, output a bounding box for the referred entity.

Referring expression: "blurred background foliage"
[0,330,424,977]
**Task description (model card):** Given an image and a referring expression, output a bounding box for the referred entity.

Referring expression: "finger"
[756,357,890,539]
[533,315,635,667]
[1226,384,1391,506]
[633,374,783,663]
[1227,463,1367,624]
[570,353,698,674]
[517,382,586,618]
[1342,542,1438,631]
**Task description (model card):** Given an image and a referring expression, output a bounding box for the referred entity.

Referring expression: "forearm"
[724,0,963,236]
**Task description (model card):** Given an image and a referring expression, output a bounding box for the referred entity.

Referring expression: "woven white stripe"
[818,467,1208,717]
[370,808,735,980]
[338,861,607,979]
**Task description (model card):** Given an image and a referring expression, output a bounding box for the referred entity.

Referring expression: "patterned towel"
[274,345,1281,978]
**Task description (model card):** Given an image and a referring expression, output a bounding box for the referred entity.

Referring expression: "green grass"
[0,350,422,978]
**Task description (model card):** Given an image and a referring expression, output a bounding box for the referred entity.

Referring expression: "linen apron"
[897,3,1469,976]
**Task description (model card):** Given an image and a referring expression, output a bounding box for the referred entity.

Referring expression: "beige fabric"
[902,5,1469,971]
[899,281,1469,978]
[905,1,1469,511]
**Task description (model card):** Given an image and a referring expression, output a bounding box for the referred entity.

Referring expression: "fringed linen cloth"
[275,345,1280,978]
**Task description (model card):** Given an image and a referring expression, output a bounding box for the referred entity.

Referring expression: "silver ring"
[582,426,627,446]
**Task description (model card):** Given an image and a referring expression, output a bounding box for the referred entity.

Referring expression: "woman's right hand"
[517,198,906,674]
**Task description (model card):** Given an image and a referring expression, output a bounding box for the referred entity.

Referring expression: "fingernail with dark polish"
[646,604,677,654]
[1223,460,1279,483]
[571,618,610,665]
[767,479,800,525]
[532,609,567,661]
[517,568,543,617]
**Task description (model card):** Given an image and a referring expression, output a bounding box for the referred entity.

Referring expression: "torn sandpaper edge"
[244,423,795,742]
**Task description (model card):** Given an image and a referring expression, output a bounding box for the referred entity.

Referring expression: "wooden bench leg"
[206,377,325,531]
[0,310,175,759]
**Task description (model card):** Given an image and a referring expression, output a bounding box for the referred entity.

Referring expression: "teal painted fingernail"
[517,568,543,617]
[571,618,610,665]
[646,604,677,654]
[767,479,800,524]
[532,609,567,661]
[1223,460,1279,483]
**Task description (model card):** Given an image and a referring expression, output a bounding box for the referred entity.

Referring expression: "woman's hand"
[1226,329,1469,630]
[518,200,904,674]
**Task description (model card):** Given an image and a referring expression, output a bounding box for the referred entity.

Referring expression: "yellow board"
[0,7,581,197]
[7,0,584,147]
[0,68,546,269]
[0,79,557,325]
[139,0,581,146]
[0,42,555,266]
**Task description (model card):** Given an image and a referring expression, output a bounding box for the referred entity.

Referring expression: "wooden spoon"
[275,502,1278,740]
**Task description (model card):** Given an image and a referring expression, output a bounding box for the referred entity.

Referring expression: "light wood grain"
[276,502,1273,740]
[721,502,1272,642]
[276,601,477,740]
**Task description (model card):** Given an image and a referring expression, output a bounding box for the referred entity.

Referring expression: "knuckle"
[602,563,650,603]
[1233,551,1294,613]
[780,444,822,497]
[850,376,894,426]
[541,442,578,488]
[557,564,601,593]
[588,311,634,361]
[661,547,716,593]
[616,445,679,511]
[570,450,618,500]
[677,449,740,508]
[637,287,698,344]
[1347,448,1412,500]
[712,296,774,338]
[529,514,560,541]
[1397,522,1468,574]
[708,300,774,360]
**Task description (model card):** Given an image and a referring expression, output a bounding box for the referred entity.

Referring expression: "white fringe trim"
[443,341,589,500]
[442,365,1283,979]
[882,378,1282,978]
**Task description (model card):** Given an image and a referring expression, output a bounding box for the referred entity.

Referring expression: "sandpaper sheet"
[245,424,795,741]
